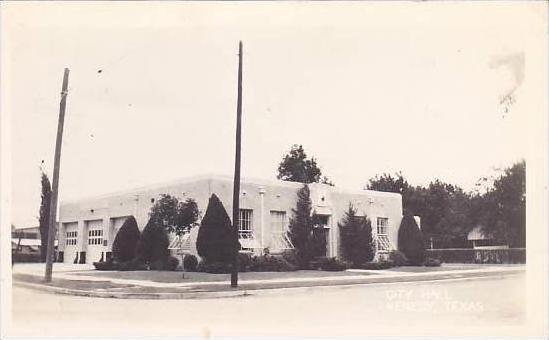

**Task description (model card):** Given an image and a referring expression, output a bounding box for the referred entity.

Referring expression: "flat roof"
[61,173,401,205]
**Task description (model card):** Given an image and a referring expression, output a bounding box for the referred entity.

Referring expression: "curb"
[13,268,525,300]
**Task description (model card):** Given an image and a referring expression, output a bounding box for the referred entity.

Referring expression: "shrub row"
[425,248,525,264]
[93,256,180,271]
[193,253,298,273]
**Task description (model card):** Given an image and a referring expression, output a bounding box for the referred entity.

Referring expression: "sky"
[2,2,546,228]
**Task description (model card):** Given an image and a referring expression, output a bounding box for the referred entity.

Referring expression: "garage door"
[63,222,78,264]
[86,219,104,264]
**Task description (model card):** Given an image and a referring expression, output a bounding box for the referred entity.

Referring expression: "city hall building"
[58,175,403,264]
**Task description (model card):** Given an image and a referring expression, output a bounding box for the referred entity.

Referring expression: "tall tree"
[148,194,200,235]
[398,213,425,265]
[366,172,409,194]
[38,171,52,262]
[339,204,375,265]
[277,144,333,185]
[288,184,315,268]
[196,194,240,263]
[477,160,525,248]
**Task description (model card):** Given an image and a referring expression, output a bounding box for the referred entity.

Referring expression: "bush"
[118,258,148,271]
[425,248,525,264]
[93,260,117,271]
[398,214,425,265]
[135,221,170,265]
[423,258,442,267]
[318,257,348,271]
[250,255,297,272]
[166,256,180,271]
[339,204,375,265]
[238,252,253,272]
[183,254,199,271]
[112,216,140,262]
[281,249,299,267]
[356,260,395,270]
[389,250,409,267]
[196,194,240,263]
[197,260,232,274]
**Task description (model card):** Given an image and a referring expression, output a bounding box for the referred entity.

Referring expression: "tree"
[365,172,409,194]
[38,171,52,262]
[398,214,425,265]
[477,160,525,248]
[196,194,239,263]
[339,204,375,265]
[148,194,200,235]
[112,216,140,262]
[135,220,170,264]
[288,184,315,268]
[277,144,333,185]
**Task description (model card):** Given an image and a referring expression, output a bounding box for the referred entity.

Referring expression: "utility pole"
[44,68,70,282]
[231,41,243,288]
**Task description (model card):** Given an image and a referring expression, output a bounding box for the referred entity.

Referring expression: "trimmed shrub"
[250,255,297,272]
[183,254,198,271]
[389,250,409,267]
[398,214,425,265]
[318,257,348,271]
[339,204,375,266]
[135,221,170,265]
[112,216,140,262]
[197,260,232,274]
[423,258,442,267]
[196,194,240,263]
[356,260,395,270]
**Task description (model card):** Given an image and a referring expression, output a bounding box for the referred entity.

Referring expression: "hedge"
[425,248,525,264]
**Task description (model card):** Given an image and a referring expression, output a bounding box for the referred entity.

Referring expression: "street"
[8,273,527,337]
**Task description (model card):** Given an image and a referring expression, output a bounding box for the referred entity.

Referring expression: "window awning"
[168,233,192,253]
[239,237,262,250]
[313,206,332,215]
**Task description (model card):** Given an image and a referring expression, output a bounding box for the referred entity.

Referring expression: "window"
[270,211,287,234]
[88,229,103,245]
[65,231,77,246]
[270,211,293,251]
[376,218,391,251]
[377,217,389,235]
[238,209,253,238]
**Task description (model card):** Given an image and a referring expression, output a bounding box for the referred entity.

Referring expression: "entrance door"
[85,220,104,264]
[312,214,330,257]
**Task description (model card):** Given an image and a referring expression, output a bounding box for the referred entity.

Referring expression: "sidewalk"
[12,263,525,299]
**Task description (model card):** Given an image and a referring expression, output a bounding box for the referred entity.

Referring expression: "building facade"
[58,175,403,264]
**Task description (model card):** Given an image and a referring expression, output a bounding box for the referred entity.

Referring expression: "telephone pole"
[231,41,243,288]
[44,68,70,282]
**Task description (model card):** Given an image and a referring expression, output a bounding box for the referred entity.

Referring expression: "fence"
[425,248,525,264]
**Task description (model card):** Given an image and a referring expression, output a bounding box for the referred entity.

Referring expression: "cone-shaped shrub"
[398,214,425,265]
[196,194,240,263]
[112,216,140,262]
[288,184,315,268]
[135,220,170,264]
[339,204,375,266]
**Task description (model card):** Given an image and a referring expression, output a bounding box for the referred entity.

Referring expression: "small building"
[58,175,403,264]
[467,225,509,249]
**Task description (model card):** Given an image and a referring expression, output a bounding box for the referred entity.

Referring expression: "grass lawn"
[73,269,369,283]
[13,273,135,291]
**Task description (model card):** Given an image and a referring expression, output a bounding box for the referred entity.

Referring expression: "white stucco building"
[57,175,403,264]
